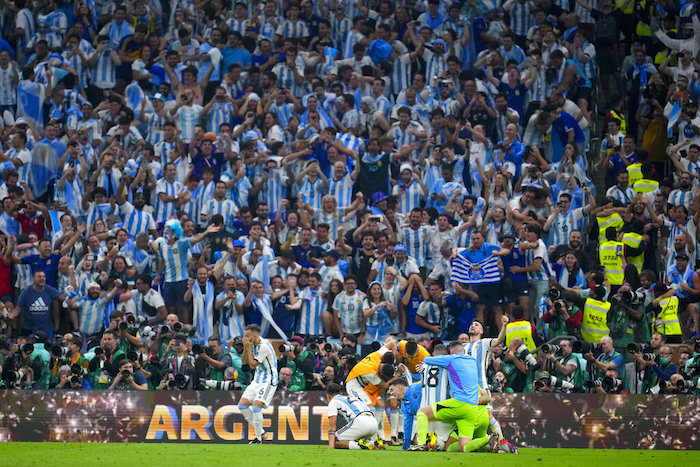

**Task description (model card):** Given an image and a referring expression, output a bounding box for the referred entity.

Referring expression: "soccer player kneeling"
[327,383,379,450]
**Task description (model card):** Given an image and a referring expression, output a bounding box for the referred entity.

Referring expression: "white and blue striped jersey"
[416,300,447,338]
[297,287,326,336]
[92,48,117,89]
[156,238,192,283]
[201,198,238,226]
[206,102,234,132]
[504,0,533,36]
[548,208,584,247]
[76,294,110,335]
[400,225,433,267]
[269,101,293,129]
[420,363,450,407]
[180,184,202,224]
[145,112,166,146]
[393,180,425,214]
[605,185,635,206]
[252,338,279,385]
[463,338,495,390]
[120,202,156,238]
[328,395,373,420]
[668,189,694,209]
[101,20,133,48]
[299,177,325,211]
[332,291,365,335]
[328,174,355,210]
[15,8,34,50]
[155,178,184,223]
[389,122,424,162]
[389,53,414,97]
[226,18,248,35]
[275,19,308,39]
[173,105,202,143]
[260,170,286,214]
[422,50,447,86]
[331,15,353,52]
[314,210,343,241]
[525,238,553,281]
[6,148,31,182]
[272,60,305,97]
[216,289,246,341]
[0,62,19,105]
[154,140,176,169]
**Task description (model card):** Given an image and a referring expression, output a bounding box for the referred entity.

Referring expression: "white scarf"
[253,293,288,340]
[192,280,215,344]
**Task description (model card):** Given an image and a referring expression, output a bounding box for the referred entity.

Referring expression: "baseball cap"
[400,163,413,173]
[676,252,690,261]
[153,93,165,101]
[231,239,245,248]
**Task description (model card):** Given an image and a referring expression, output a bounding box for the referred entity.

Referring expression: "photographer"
[88,330,126,389]
[650,283,684,344]
[108,359,147,391]
[159,335,196,388]
[634,344,677,394]
[587,366,628,394]
[278,335,315,390]
[195,337,232,382]
[227,336,252,387]
[607,274,652,353]
[543,339,582,390]
[56,364,92,389]
[499,337,533,393]
[310,364,339,390]
[584,336,627,385]
[542,293,582,339]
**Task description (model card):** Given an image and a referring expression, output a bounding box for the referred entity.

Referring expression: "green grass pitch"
[1,443,699,466]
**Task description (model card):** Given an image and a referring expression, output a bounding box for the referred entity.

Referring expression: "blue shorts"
[162,279,188,306]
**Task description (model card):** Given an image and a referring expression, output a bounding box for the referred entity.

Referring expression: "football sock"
[252,405,263,438]
[390,409,399,438]
[416,412,429,445]
[374,410,386,440]
[349,441,360,450]
[489,417,504,441]
[463,436,490,453]
[238,403,254,426]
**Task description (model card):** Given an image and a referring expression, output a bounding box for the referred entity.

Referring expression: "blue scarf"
[192,281,215,344]
[634,63,648,90]
[426,11,443,30]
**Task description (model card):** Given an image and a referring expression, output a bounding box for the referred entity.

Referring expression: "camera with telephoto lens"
[201,379,242,390]
[541,343,561,354]
[127,350,145,364]
[585,379,603,389]
[118,321,129,331]
[324,342,343,353]
[21,343,34,354]
[611,290,646,307]
[572,341,603,355]
[141,326,157,339]
[514,344,539,370]
[552,300,567,313]
[120,370,132,380]
[71,363,87,377]
[126,315,147,326]
[602,376,623,392]
[192,344,214,357]
[279,343,294,353]
[174,373,189,389]
[160,324,171,335]
[627,342,655,361]
[535,374,575,391]
[339,345,357,366]
[51,345,70,360]
[683,361,700,379]
[675,377,698,393]
[548,288,561,300]
[94,346,105,357]
[173,322,197,337]
[70,374,83,385]
[3,369,27,388]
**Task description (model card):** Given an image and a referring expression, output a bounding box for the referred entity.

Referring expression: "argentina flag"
[668,101,681,138]
[30,143,59,199]
[450,254,501,284]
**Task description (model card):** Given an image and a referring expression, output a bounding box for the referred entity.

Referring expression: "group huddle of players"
[327,315,519,453]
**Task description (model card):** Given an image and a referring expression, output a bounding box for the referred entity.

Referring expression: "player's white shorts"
[242,381,277,408]
[429,420,454,443]
[345,379,374,407]
[335,413,378,441]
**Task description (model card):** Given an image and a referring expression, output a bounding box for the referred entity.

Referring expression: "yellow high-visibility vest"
[599,240,625,285]
[622,232,644,272]
[581,298,611,343]
[505,320,536,351]
[627,163,642,185]
[633,178,659,195]
[653,296,682,336]
[597,213,624,243]
[608,109,627,134]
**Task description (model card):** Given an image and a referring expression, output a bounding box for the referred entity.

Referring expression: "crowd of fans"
[0,0,699,396]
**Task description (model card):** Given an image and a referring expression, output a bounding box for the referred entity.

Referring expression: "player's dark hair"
[326,382,342,396]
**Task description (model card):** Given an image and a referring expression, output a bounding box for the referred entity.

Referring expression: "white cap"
[400,163,413,173]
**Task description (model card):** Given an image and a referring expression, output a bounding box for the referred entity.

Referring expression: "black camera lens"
[192,344,203,355]
[94,347,104,356]
[121,370,131,379]
[119,321,128,331]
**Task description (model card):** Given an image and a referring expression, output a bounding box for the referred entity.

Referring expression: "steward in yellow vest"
[596,211,624,243]
[505,307,536,351]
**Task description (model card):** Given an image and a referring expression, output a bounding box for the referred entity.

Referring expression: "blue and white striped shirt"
[155,178,184,223]
[328,174,355,210]
[252,338,279,385]
[328,394,372,420]
[297,287,326,336]
[121,202,156,238]
[400,225,433,267]
[420,362,450,407]
[174,105,202,143]
[156,238,192,283]
[463,338,495,389]
[332,291,365,335]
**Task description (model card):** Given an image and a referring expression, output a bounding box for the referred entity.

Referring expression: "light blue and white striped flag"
[668,101,682,138]
[30,143,59,199]
[450,254,501,284]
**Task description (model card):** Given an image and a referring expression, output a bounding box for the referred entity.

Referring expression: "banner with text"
[0,390,697,449]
